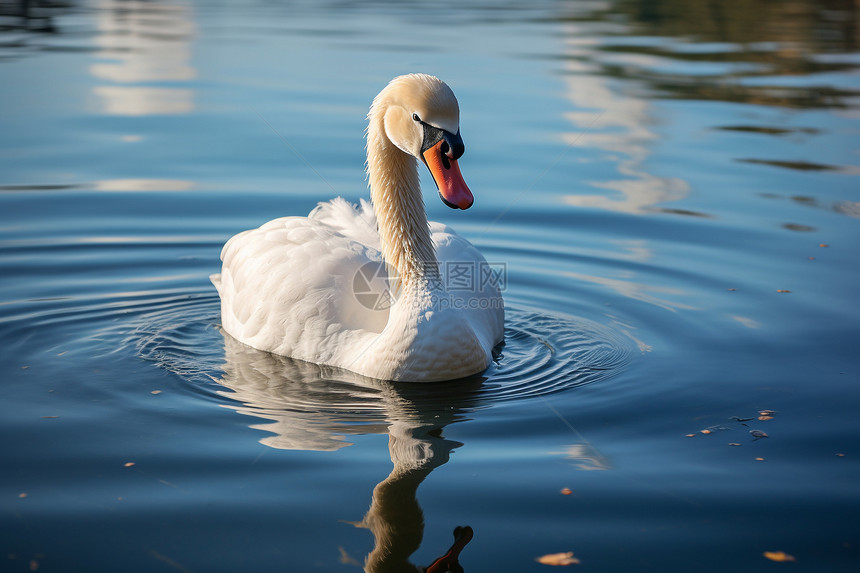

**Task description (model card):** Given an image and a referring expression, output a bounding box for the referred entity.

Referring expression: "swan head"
[371,74,473,210]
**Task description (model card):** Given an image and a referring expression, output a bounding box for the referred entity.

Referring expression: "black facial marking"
[420,122,445,154]
[418,119,465,161]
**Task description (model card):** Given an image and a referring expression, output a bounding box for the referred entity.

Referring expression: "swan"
[211,73,504,382]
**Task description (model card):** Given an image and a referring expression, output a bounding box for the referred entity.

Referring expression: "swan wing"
[308,196,380,250]
[213,200,389,365]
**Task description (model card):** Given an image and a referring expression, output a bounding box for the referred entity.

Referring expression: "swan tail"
[308,197,379,248]
[210,273,223,295]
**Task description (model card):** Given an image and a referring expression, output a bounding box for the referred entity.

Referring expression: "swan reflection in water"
[216,333,480,572]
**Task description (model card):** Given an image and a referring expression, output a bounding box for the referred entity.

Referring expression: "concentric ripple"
[117,296,638,450]
[126,297,636,403]
[481,307,637,401]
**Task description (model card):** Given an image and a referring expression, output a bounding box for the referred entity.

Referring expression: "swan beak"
[422,136,474,210]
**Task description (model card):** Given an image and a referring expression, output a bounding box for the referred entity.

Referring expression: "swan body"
[211,74,504,381]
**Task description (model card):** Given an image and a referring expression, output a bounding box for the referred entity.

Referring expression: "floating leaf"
[758,415,774,421]
[819,244,829,248]
[755,457,765,461]
[764,551,796,562]
[151,390,162,395]
[18,493,28,499]
[728,443,741,447]
[759,410,775,417]
[560,488,573,495]
[750,430,768,439]
[685,434,695,438]
[700,429,712,435]
[124,462,136,468]
[537,552,580,566]
[776,290,791,293]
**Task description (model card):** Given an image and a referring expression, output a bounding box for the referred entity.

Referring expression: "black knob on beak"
[441,130,465,160]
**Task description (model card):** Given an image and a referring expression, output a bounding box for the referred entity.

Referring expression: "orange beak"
[423,139,474,210]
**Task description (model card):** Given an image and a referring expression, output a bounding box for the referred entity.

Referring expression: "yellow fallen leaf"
[700,429,712,435]
[776,289,791,293]
[758,415,773,421]
[764,551,796,562]
[124,462,136,468]
[536,552,580,566]
[560,488,573,495]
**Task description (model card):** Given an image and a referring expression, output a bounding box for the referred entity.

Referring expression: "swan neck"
[367,114,438,285]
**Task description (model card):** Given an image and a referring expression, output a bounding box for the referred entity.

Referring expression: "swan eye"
[412,113,421,122]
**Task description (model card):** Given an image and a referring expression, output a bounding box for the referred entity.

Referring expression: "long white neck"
[366,112,438,286]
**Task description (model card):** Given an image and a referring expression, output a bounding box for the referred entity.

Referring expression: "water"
[2,0,859,571]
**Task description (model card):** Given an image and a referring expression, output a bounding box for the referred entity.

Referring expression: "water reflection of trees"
[615,0,857,50]
[560,0,859,109]
[559,0,859,215]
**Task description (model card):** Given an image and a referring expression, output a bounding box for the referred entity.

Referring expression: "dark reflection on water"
[738,157,842,171]
[218,335,477,572]
[553,0,859,111]
[215,333,483,451]
[579,0,859,81]
[0,0,62,34]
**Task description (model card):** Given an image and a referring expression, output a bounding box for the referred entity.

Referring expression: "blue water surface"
[2,1,859,572]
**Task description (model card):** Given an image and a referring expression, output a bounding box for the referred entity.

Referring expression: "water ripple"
[125,296,636,406]
[114,296,636,449]
[481,308,636,401]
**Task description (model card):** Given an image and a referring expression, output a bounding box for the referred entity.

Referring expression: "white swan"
[211,74,504,382]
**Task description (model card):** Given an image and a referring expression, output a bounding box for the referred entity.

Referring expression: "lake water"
[2,0,859,571]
